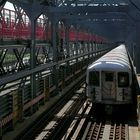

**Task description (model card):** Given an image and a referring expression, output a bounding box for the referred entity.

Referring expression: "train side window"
[118,72,129,87]
[89,71,99,86]
[105,73,113,82]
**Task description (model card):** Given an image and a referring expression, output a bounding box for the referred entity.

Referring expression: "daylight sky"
[4,1,15,10]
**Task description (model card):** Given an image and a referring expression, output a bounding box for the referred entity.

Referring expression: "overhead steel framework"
[0,1,139,92]
[0,0,138,69]
[0,0,139,98]
[0,0,140,138]
[1,0,139,39]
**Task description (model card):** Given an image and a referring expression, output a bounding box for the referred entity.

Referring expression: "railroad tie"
[102,124,111,140]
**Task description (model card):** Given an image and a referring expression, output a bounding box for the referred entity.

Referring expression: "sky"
[4,1,15,10]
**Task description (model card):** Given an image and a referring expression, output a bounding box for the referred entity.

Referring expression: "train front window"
[89,71,99,86]
[105,73,113,82]
[118,72,129,87]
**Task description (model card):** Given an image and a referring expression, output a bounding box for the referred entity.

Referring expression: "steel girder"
[59,12,128,21]
[2,0,132,42]
[51,0,140,27]
[1,0,140,74]
[0,48,106,86]
[6,0,138,26]
[8,0,55,6]
[55,0,127,7]
[7,0,129,17]
[65,18,130,40]
[60,13,135,29]
[7,0,140,22]
[2,0,137,45]
[4,1,140,41]
[0,0,6,6]
[128,0,140,10]
[48,5,128,13]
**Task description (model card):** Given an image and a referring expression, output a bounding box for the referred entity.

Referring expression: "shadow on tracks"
[90,104,138,126]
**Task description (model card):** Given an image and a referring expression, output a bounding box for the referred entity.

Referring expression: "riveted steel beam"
[0,48,107,86]
[0,0,6,6]
[135,22,140,72]
[81,23,126,41]
[8,0,140,23]
[123,0,140,21]
[129,0,140,11]
[56,0,127,7]
[59,12,128,21]
[48,5,128,14]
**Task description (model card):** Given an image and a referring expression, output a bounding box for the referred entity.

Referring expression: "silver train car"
[86,44,133,105]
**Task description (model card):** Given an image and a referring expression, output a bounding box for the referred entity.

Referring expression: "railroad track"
[34,100,130,140]
[35,94,86,139]
[35,85,88,140]
[60,105,130,140]
[16,81,135,140]
[62,119,129,140]
[15,80,85,140]
[83,122,128,140]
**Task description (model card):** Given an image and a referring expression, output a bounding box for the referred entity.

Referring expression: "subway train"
[86,44,136,108]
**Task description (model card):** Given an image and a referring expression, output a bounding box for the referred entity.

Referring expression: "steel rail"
[15,79,84,140]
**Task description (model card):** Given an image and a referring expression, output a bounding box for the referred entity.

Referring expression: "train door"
[101,71,116,100]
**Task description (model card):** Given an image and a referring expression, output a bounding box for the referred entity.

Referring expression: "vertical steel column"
[87,30,90,63]
[95,35,97,59]
[126,26,135,60]
[92,41,94,60]
[51,17,57,62]
[51,15,58,94]
[135,23,140,73]
[83,31,86,65]
[75,25,79,59]
[75,25,79,74]
[30,18,36,114]
[65,23,70,87]
[132,43,136,64]
[0,0,6,7]
[0,112,2,140]
[19,88,24,121]
[65,23,70,58]
[89,42,92,62]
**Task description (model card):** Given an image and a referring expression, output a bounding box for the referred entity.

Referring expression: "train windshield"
[118,72,129,87]
[89,71,99,86]
[105,73,113,81]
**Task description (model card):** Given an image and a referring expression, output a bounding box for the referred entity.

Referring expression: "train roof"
[88,44,131,72]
